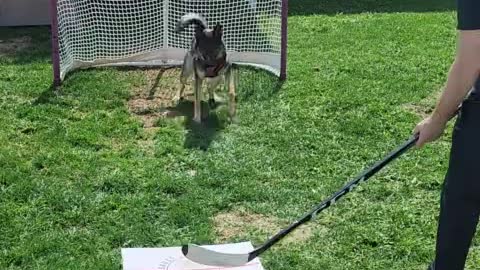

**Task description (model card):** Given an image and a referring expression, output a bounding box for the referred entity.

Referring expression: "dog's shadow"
[163,67,282,151]
[165,99,228,151]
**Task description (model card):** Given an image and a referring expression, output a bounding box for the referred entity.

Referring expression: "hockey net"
[51,0,287,83]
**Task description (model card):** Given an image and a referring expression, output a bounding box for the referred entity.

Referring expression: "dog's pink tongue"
[206,67,217,77]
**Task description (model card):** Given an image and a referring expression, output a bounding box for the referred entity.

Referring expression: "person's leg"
[433,97,480,270]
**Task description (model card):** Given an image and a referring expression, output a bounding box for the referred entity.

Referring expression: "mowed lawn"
[1,1,477,269]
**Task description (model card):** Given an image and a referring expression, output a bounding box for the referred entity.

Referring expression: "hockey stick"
[182,109,460,268]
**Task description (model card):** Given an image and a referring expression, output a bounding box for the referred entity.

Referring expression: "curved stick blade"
[182,244,251,267]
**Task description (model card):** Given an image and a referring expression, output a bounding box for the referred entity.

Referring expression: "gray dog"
[175,13,237,123]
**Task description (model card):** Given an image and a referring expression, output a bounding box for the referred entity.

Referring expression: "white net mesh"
[55,0,284,81]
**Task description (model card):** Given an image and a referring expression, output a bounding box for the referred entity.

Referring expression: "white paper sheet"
[122,242,265,270]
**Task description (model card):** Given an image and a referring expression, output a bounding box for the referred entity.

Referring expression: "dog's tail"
[175,13,208,33]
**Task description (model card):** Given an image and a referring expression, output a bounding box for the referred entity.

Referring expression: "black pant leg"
[434,98,480,270]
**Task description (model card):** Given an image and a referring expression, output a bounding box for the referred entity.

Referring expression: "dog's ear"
[214,24,223,38]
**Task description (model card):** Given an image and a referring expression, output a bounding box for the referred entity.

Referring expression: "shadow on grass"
[32,84,62,105]
[289,0,455,16]
[0,26,51,65]
[165,100,226,151]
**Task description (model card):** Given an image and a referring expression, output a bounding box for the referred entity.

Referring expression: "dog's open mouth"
[204,55,227,77]
[205,66,218,77]
[205,62,225,77]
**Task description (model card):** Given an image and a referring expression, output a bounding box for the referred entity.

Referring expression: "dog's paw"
[173,95,185,104]
[208,98,216,108]
[229,116,239,125]
[193,115,202,123]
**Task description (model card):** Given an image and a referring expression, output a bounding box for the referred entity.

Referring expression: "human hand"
[413,115,448,148]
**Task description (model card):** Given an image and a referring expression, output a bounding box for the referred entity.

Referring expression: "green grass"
[1,2,478,269]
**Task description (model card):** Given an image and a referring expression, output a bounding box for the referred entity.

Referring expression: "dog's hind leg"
[226,66,237,123]
[178,82,186,102]
[193,72,203,123]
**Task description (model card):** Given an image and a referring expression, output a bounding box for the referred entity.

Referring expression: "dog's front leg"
[227,67,237,123]
[208,84,216,108]
[207,76,222,108]
[178,52,194,102]
[193,73,203,123]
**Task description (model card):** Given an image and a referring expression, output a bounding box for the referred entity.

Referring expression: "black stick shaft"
[249,135,419,260]
[249,106,463,261]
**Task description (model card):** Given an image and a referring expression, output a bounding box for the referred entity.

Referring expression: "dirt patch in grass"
[127,68,194,128]
[403,103,434,119]
[213,208,318,246]
[214,209,280,241]
[138,137,156,156]
[403,91,440,118]
[0,37,31,56]
[136,127,160,156]
[126,68,195,153]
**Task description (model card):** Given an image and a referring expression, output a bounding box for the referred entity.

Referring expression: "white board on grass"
[122,242,265,270]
